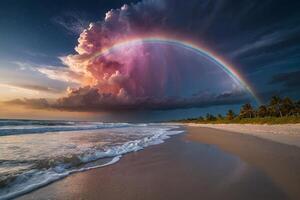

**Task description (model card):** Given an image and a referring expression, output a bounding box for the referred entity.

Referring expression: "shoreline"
[17,125,300,200]
[184,123,300,148]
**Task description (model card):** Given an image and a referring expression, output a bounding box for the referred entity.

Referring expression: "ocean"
[0,119,183,199]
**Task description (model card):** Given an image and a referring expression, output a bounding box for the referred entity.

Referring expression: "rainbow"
[89,37,261,104]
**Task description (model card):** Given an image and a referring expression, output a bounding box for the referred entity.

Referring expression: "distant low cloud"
[12,61,83,84]
[7,83,60,93]
[0,83,62,94]
[5,98,51,109]
[36,66,84,84]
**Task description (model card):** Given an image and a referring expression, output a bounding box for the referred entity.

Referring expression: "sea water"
[0,119,182,199]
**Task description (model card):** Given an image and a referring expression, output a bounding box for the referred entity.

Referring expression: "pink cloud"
[4,0,250,112]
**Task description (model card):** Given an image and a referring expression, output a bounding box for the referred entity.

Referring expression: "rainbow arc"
[89,37,261,104]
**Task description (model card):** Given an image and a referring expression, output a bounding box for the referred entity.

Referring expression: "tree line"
[178,96,300,122]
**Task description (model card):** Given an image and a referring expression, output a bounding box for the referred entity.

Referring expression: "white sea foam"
[0,121,183,200]
[0,121,130,136]
[0,156,121,200]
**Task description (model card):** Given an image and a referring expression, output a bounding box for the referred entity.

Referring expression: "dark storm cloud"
[54,87,249,111]
[4,88,250,112]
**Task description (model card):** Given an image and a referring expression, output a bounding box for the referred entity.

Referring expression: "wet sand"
[18,126,300,200]
[188,123,300,148]
[186,126,300,200]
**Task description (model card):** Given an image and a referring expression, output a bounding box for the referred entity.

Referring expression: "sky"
[0,0,299,122]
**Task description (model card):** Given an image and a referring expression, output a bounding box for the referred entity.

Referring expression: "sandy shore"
[186,126,300,200]
[17,126,300,200]
[187,123,300,147]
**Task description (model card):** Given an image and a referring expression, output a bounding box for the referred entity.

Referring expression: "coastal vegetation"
[175,96,300,124]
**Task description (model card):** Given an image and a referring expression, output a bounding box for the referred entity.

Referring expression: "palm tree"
[217,114,223,120]
[269,96,283,117]
[240,103,254,118]
[257,105,268,117]
[281,97,294,116]
[206,113,216,121]
[294,100,300,117]
[197,116,204,121]
[226,110,235,120]
[298,100,300,116]
[267,106,276,117]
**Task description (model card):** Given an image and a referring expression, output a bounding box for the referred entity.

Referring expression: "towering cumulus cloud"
[59,1,168,97]
[9,0,255,111]
[49,0,250,111]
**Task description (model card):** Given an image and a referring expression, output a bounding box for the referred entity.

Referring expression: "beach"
[187,123,300,148]
[1,1,299,200]
[17,124,300,200]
